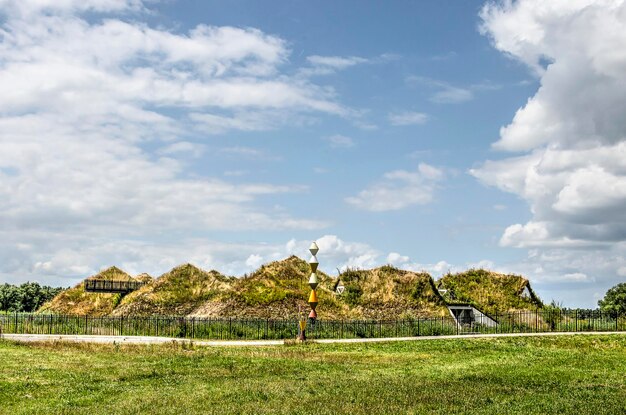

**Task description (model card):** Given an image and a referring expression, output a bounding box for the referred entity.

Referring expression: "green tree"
[0,284,20,311]
[20,282,43,311]
[598,283,626,316]
[0,282,64,312]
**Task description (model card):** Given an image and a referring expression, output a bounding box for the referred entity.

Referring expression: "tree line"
[0,282,65,312]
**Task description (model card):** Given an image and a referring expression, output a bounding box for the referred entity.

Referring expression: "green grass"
[1,335,625,414]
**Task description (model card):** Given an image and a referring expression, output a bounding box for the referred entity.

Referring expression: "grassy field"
[1,335,625,415]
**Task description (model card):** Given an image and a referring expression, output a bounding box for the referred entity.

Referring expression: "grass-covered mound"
[112,264,233,316]
[133,273,154,284]
[192,256,348,319]
[39,267,133,316]
[438,269,542,314]
[337,265,449,319]
[39,261,544,320]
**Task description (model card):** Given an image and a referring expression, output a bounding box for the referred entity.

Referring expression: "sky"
[0,0,625,308]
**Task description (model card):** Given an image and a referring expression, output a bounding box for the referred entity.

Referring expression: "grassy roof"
[438,269,543,315]
[86,266,132,281]
[133,273,154,284]
[40,262,542,320]
[112,264,233,316]
[192,256,348,319]
[39,266,133,316]
[336,265,449,319]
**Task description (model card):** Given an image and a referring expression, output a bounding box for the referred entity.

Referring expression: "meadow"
[1,334,625,414]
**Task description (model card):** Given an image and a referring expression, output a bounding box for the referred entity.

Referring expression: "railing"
[0,310,624,341]
[83,279,146,293]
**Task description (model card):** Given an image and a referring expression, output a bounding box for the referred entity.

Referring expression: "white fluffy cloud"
[323,134,355,149]
[301,55,369,77]
[0,232,449,285]
[407,76,474,104]
[346,163,444,211]
[0,0,360,283]
[386,254,454,276]
[306,55,368,69]
[474,0,626,247]
[388,111,429,126]
[472,0,626,290]
[0,0,143,15]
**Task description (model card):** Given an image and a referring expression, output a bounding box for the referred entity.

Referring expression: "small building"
[436,269,543,327]
[447,303,498,328]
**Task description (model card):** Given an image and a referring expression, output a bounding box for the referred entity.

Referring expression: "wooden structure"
[84,279,145,294]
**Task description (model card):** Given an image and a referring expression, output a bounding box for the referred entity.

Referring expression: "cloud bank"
[472,0,626,294]
[0,0,355,283]
[346,164,444,211]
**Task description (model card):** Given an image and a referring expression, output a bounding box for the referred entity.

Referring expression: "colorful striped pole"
[297,241,320,341]
[308,242,319,323]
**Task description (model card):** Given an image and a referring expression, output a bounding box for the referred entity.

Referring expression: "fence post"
[495,311,498,334]
[15,312,18,334]
[575,309,578,332]
[592,310,595,331]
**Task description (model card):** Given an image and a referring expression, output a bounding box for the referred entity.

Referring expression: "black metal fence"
[0,310,624,341]
[84,279,146,293]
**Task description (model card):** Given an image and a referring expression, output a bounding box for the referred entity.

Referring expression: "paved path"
[2,331,624,347]
[1,334,283,347]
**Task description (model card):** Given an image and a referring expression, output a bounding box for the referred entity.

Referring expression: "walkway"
[2,331,624,347]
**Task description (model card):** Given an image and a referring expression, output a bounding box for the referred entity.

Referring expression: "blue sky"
[1,0,625,308]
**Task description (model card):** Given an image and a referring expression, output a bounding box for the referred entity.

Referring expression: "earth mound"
[337,265,449,319]
[39,266,133,316]
[437,269,542,314]
[112,264,233,316]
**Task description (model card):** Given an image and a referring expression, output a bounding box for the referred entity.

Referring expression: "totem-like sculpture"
[297,241,319,341]
[308,242,319,320]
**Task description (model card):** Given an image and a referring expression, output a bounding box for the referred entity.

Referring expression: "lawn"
[1,335,625,414]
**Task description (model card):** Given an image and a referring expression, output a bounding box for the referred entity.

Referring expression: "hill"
[111,264,233,316]
[337,265,449,319]
[41,261,543,320]
[133,273,154,284]
[39,266,133,316]
[437,269,542,315]
[191,256,347,319]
